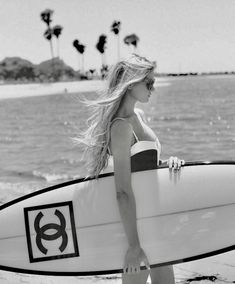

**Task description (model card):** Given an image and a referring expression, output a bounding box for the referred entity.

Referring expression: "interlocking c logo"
[34,209,68,255]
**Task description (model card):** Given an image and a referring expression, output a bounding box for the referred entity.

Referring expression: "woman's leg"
[150,265,175,284]
[122,269,149,284]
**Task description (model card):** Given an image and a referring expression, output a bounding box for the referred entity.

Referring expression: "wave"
[153,114,202,122]
[2,169,80,183]
[36,156,84,167]
[0,136,23,145]
[4,170,45,182]
[0,171,81,205]
[32,171,78,183]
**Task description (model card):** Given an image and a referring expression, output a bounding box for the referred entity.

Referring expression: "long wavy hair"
[77,53,156,178]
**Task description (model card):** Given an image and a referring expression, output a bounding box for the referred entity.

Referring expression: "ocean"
[1,75,235,205]
[0,75,235,283]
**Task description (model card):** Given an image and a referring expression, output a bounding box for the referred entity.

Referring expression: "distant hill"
[0,57,35,81]
[0,57,80,83]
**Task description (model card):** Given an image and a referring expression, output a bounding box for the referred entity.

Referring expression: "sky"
[0,0,235,73]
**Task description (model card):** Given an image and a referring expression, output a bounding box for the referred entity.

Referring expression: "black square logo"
[24,201,79,263]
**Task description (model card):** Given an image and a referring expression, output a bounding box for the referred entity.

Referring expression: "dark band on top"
[131,149,158,172]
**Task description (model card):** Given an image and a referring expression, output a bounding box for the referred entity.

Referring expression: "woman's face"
[129,71,155,103]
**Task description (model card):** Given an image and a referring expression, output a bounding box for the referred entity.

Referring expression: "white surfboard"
[0,155,235,276]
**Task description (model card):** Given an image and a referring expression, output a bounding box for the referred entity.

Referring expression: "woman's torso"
[102,109,161,173]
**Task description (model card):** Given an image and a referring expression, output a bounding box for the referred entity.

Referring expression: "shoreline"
[0,80,104,100]
[0,78,170,100]
[1,73,233,100]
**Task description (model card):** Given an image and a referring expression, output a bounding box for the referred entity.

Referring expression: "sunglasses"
[144,78,155,91]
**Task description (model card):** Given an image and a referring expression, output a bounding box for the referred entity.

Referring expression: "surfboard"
[0,158,235,276]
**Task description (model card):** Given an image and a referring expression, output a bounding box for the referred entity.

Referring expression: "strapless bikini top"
[102,140,161,174]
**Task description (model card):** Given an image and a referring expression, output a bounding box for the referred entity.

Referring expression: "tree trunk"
[49,38,55,81]
[57,38,60,59]
[117,33,120,62]
[49,39,54,59]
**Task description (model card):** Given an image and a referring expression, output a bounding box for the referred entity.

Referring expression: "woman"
[79,54,184,284]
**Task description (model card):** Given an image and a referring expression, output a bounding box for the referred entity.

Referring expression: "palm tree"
[53,25,63,58]
[40,9,54,60]
[40,9,53,26]
[124,34,140,53]
[111,21,121,62]
[44,28,54,59]
[73,40,86,73]
[96,34,107,67]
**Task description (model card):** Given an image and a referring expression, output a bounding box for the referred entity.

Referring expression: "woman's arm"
[110,119,149,273]
[110,119,140,248]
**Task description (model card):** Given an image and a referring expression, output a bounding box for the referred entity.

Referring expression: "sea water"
[1,75,234,205]
[0,75,235,282]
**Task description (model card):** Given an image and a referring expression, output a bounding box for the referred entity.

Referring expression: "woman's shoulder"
[110,118,133,135]
[109,119,133,154]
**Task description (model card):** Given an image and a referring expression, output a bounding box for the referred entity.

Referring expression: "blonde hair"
[77,53,156,178]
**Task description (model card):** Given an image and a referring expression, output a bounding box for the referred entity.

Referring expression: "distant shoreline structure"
[157,71,235,77]
[1,71,235,87]
[1,56,234,86]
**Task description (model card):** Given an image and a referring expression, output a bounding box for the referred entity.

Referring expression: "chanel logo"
[34,209,68,255]
[24,201,79,263]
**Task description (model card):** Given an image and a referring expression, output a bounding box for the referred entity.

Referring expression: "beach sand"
[0,271,122,284]
[0,78,170,100]
[0,252,235,284]
[0,80,104,100]
[0,79,234,283]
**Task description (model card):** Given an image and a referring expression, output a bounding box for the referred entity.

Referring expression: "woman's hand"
[167,156,185,170]
[123,246,150,274]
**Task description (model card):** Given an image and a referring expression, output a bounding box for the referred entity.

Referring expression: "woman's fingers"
[123,247,150,274]
[130,266,136,274]
[123,263,133,274]
[125,266,130,274]
[168,156,185,170]
[167,156,173,168]
[124,263,148,274]
[123,265,139,274]
[173,157,179,170]
[167,156,178,169]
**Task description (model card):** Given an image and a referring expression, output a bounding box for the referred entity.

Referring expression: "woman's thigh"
[122,269,149,284]
[150,265,175,284]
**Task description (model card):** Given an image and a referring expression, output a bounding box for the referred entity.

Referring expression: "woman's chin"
[138,96,150,103]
